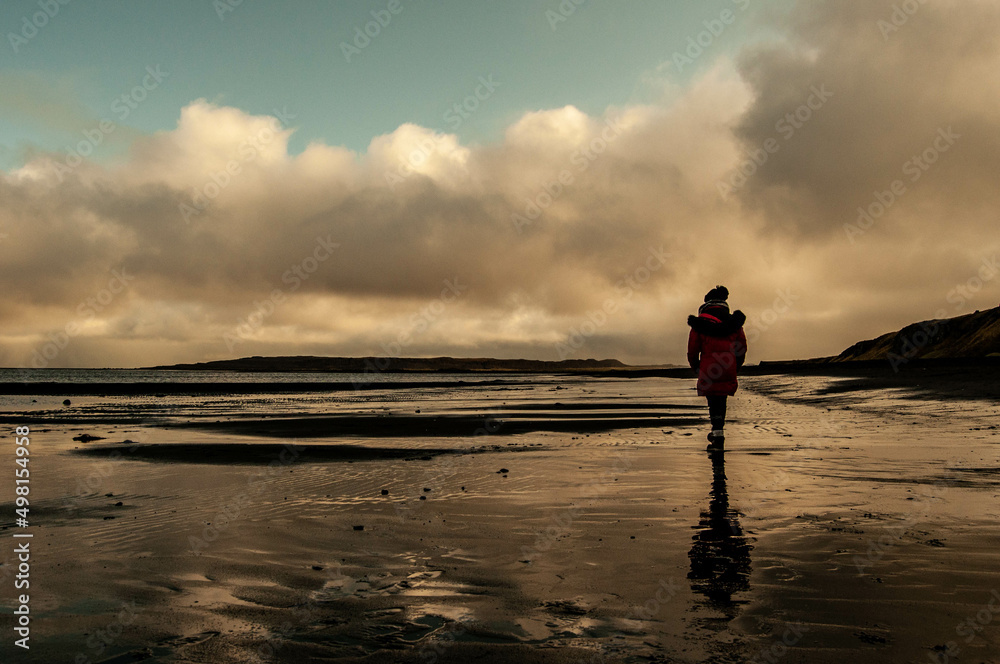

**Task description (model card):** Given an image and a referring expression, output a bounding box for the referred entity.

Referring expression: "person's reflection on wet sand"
[688,449,753,618]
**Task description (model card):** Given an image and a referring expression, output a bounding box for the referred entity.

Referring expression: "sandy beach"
[2,371,1000,663]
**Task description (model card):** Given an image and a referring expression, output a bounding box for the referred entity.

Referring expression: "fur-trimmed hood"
[687,310,746,338]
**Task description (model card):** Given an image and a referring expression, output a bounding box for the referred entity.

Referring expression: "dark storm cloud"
[730,0,1000,237]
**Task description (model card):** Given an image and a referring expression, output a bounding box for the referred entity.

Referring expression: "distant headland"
[150,356,634,373]
[149,307,1000,375]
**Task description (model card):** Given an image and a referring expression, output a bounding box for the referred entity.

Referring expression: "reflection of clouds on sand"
[11,372,1000,661]
[688,451,753,617]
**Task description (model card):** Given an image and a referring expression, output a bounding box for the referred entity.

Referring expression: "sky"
[1,0,998,368]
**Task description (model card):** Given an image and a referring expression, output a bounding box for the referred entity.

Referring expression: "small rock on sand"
[352,525,364,531]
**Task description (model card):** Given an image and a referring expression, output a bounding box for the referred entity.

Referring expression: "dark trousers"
[706,395,727,429]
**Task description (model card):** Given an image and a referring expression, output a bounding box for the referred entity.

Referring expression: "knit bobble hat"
[705,285,729,303]
[699,285,730,314]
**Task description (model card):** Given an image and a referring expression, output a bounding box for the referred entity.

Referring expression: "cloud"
[731,0,1000,236]
[1,0,999,368]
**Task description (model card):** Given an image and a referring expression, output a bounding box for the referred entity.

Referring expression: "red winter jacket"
[687,309,748,396]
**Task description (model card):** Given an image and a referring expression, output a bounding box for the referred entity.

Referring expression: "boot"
[707,419,725,450]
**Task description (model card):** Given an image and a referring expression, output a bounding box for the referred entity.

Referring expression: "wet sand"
[1,373,999,662]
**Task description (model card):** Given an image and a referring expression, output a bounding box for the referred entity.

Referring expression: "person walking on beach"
[687,286,747,451]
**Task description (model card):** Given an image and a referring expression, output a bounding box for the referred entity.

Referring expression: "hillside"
[831,306,1000,363]
[152,356,628,373]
